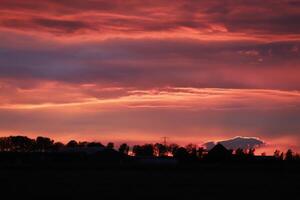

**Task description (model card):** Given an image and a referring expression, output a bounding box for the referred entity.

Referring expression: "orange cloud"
[1,83,300,110]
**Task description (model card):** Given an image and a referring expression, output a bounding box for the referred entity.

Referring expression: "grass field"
[0,163,299,199]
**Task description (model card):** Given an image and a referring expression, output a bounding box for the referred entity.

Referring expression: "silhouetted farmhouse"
[207,143,232,161]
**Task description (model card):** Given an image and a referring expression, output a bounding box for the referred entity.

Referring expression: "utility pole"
[162,136,168,146]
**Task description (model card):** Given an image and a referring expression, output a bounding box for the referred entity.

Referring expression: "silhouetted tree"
[280,152,284,160]
[168,143,179,156]
[154,143,167,157]
[1,134,299,167]
[78,141,88,147]
[66,140,78,148]
[0,137,10,152]
[118,143,129,155]
[235,148,246,157]
[248,148,255,156]
[133,144,154,157]
[274,150,281,158]
[36,136,54,152]
[52,142,64,151]
[173,147,189,160]
[87,142,104,148]
[186,143,197,157]
[107,142,114,149]
[197,147,205,159]
[9,136,35,152]
[285,149,294,161]
[274,150,284,160]
[132,145,141,156]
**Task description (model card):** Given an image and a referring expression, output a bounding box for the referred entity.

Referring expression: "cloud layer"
[0,0,300,152]
[1,36,300,90]
[1,0,300,40]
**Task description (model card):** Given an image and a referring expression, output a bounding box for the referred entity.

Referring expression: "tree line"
[0,135,299,161]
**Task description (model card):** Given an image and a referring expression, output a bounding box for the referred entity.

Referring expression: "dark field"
[1,163,299,199]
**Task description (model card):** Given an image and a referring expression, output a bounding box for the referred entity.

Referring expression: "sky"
[0,0,300,153]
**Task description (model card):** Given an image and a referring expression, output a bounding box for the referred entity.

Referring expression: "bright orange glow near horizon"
[1,0,300,154]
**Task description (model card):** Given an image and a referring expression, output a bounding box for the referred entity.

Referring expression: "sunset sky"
[0,0,300,153]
